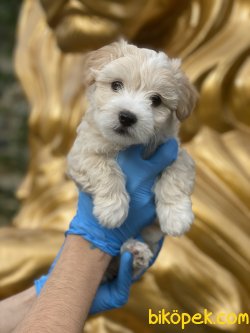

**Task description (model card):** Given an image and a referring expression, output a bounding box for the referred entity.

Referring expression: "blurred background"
[0,1,28,227]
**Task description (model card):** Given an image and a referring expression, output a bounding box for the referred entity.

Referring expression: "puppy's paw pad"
[157,197,194,236]
[121,239,153,269]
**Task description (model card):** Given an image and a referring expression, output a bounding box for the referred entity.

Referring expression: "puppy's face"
[86,41,197,146]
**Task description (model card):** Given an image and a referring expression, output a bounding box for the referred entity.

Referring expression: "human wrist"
[16,236,112,333]
[35,235,111,297]
[59,235,112,274]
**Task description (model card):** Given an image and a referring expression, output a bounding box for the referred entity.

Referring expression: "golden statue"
[0,0,249,332]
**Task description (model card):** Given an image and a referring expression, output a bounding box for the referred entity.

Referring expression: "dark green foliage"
[0,1,29,226]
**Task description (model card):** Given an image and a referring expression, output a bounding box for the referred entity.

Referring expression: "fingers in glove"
[114,251,133,304]
[146,138,178,174]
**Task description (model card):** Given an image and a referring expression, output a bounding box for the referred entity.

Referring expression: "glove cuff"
[65,230,120,256]
[34,275,48,296]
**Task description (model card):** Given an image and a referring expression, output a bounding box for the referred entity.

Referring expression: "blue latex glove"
[35,139,177,313]
[66,139,178,256]
[89,252,133,314]
[34,250,133,313]
[89,238,164,314]
[35,239,163,314]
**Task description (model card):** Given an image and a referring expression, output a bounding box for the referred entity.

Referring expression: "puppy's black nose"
[119,111,137,127]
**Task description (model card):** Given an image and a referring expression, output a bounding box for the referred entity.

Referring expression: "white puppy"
[67,40,198,276]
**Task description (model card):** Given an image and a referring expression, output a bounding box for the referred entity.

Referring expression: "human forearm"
[9,140,177,332]
[14,235,111,333]
[0,287,36,333]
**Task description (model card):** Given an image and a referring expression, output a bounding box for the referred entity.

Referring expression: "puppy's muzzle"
[119,110,137,127]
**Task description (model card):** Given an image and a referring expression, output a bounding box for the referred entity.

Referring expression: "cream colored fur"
[67,40,197,275]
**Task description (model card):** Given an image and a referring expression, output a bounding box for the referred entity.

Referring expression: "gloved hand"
[35,238,163,314]
[66,139,178,256]
[35,139,177,313]
[89,237,164,314]
[89,252,133,314]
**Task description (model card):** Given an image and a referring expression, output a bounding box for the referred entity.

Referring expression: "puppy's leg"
[141,222,164,253]
[155,149,195,236]
[103,257,120,282]
[121,239,153,278]
[91,157,129,228]
[68,152,129,228]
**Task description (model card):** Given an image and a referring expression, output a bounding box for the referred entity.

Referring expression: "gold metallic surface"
[0,0,249,332]
[0,228,64,298]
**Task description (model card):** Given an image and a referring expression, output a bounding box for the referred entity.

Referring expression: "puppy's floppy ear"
[84,40,127,86]
[171,59,198,121]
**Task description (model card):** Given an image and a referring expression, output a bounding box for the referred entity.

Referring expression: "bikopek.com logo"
[148,309,249,330]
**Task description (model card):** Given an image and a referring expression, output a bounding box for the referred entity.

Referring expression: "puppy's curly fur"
[67,40,198,276]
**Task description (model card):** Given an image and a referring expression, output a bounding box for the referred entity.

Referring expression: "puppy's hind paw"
[93,192,129,228]
[157,197,194,236]
[121,239,153,278]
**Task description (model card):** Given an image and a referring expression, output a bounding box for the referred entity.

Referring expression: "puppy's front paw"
[93,191,129,228]
[121,239,153,278]
[157,196,194,236]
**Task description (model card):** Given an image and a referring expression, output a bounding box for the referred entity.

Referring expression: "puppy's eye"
[150,94,162,107]
[111,81,123,92]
